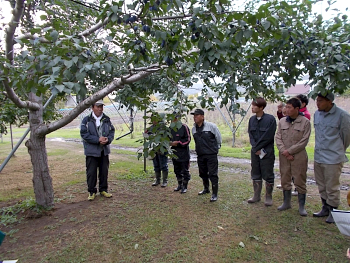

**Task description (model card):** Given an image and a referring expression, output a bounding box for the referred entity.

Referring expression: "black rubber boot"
[210,184,218,202]
[181,181,188,194]
[174,181,182,191]
[326,205,337,224]
[161,170,168,187]
[313,198,329,217]
[152,171,161,186]
[198,179,210,195]
[298,193,307,216]
[265,182,274,207]
[247,180,262,203]
[278,190,292,211]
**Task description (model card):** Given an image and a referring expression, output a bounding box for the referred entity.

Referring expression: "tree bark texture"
[25,93,54,208]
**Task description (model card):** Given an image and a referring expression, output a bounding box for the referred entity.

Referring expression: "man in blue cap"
[191,109,222,202]
[313,91,350,223]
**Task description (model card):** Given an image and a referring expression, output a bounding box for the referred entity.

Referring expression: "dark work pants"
[250,151,274,184]
[86,152,109,194]
[152,153,168,172]
[172,159,191,182]
[197,154,219,185]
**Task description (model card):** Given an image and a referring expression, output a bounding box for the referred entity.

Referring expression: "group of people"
[248,93,350,224]
[149,108,222,202]
[80,101,222,203]
[79,92,350,223]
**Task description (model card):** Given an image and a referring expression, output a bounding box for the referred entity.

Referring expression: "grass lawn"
[1,140,350,262]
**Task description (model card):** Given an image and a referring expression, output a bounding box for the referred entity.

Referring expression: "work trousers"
[152,153,168,172]
[172,159,191,182]
[314,161,343,207]
[197,154,219,185]
[251,151,275,184]
[86,152,109,194]
[279,151,308,194]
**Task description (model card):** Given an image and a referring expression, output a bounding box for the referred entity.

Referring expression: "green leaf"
[63,82,75,89]
[104,63,112,73]
[50,30,59,42]
[111,14,118,22]
[76,72,86,82]
[235,31,243,42]
[55,85,65,92]
[203,60,210,70]
[72,57,79,64]
[52,67,60,74]
[204,42,212,50]
[262,20,271,30]
[64,60,73,68]
[233,13,243,20]
[334,55,342,61]
[243,29,253,39]
[85,64,93,71]
[111,6,119,13]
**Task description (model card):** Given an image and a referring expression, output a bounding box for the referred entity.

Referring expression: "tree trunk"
[25,93,54,208]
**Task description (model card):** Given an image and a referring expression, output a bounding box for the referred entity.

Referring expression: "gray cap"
[317,92,334,102]
[94,100,105,106]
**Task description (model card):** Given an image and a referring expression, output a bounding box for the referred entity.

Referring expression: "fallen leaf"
[218,226,224,230]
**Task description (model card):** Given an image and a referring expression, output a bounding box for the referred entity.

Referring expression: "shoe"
[100,191,112,198]
[88,193,96,201]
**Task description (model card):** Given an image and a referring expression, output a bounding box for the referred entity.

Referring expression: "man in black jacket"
[191,109,222,202]
[170,113,191,194]
[247,97,276,206]
[80,100,115,201]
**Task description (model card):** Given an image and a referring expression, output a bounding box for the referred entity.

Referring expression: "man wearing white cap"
[313,92,350,223]
[80,99,115,201]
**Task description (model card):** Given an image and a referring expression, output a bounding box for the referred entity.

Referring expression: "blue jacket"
[80,113,115,157]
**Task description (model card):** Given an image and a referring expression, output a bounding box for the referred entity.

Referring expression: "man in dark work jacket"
[247,97,276,206]
[170,113,191,194]
[191,109,222,202]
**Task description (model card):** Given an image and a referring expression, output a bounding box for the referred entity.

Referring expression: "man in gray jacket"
[80,100,115,201]
[191,109,222,202]
[313,92,350,223]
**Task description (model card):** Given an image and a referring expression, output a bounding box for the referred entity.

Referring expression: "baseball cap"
[317,92,334,102]
[190,109,204,115]
[172,111,181,118]
[94,100,105,106]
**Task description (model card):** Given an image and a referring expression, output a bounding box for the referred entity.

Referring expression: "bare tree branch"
[2,78,40,110]
[78,17,110,38]
[2,0,40,111]
[5,0,25,63]
[16,33,50,43]
[36,70,157,136]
